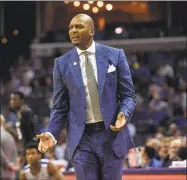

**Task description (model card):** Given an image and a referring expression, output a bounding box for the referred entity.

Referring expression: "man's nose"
[71,27,77,33]
[28,155,32,159]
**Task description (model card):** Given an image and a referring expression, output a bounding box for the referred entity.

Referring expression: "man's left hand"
[110,112,127,131]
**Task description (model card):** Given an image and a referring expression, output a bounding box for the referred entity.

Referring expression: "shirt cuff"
[45,132,57,145]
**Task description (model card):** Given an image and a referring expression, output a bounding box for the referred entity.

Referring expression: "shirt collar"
[76,41,95,56]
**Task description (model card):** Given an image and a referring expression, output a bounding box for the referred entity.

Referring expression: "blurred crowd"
[37,21,186,43]
[1,49,186,178]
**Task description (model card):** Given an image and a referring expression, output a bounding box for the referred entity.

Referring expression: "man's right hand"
[36,133,55,153]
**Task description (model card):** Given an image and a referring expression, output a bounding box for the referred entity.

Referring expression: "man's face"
[10,94,23,110]
[69,16,94,49]
[169,141,182,154]
[26,148,41,164]
[160,142,170,153]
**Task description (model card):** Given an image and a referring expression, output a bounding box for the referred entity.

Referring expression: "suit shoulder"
[55,49,73,64]
[98,43,122,53]
[23,105,32,112]
[22,105,34,115]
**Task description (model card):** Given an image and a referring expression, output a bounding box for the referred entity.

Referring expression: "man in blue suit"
[37,14,136,180]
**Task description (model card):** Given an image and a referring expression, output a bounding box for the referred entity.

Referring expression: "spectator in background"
[167,122,181,137]
[20,142,64,180]
[182,136,187,147]
[10,92,38,146]
[135,93,145,111]
[177,147,187,161]
[157,63,174,78]
[23,66,35,83]
[39,117,50,133]
[8,68,21,92]
[158,137,171,167]
[169,146,187,168]
[54,131,67,161]
[1,114,18,180]
[146,138,160,157]
[166,139,183,166]
[149,93,169,112]
[148,83,162,100]
[18,79,32,97]
[141,146,162,168]
[160,82,174,101]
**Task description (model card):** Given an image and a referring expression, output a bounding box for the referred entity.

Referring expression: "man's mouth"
[71,37,79,40]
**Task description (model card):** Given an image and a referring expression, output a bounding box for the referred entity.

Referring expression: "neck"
[15,105,23,112]
[77,39,93,50]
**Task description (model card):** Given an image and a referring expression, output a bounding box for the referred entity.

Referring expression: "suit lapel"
[67,44,109,102]
[96,43,109,99]
[67,48,86,102]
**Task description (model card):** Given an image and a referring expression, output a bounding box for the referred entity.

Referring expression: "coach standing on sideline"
[37,14,136,180]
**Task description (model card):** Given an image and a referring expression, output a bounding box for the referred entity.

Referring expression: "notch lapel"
[67,48,86,102]
[96,43,109,99]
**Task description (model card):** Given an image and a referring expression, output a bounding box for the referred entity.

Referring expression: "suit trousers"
[71,122,124,180]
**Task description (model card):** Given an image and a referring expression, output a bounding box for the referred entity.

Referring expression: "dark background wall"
[0,1,36,79]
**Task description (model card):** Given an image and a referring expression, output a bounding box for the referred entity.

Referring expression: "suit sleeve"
[47,58,69,141]
[1,148,11,168]
[117,49,136,121]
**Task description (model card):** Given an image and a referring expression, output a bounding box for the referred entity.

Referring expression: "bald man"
[37,14,136,180]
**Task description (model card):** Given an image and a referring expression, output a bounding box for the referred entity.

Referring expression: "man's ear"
[90,29,95,36]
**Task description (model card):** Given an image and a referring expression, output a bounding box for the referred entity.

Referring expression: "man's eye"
[77,25,83,29]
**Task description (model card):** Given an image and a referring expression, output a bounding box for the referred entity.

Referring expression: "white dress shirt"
[47,41,103,144]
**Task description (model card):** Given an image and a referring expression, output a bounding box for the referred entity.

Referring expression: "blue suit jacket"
[47,43,136,160]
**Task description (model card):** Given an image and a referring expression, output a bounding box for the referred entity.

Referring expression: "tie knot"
[82,51,89,56]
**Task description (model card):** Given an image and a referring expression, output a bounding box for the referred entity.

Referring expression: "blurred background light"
[106,4,113,11]
[140,3,147,9]
[92,7,99,13]
[115,27,123,34]
[73,1,80,7]
[83,4,90,10]
[88,1,94,4]
[97,1,104,8]
[64,0,70,4]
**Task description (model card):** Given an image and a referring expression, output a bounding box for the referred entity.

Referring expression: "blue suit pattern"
[47,43,136,160]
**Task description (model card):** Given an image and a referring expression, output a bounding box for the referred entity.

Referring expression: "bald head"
[72,14,95,29]
[69,14,95,50]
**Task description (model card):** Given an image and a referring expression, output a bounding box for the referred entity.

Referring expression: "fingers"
[38,144,52,153]
[36,132,45,139]
[36,133,49,141]
[110,124,125,132]
[110,125,118,131]
[38,144,42,152]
